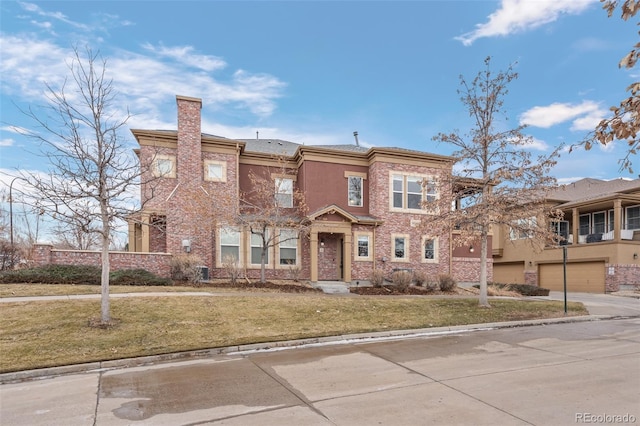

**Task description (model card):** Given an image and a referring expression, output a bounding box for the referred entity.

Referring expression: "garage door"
[493,262,525,284]
[538,262,605,293]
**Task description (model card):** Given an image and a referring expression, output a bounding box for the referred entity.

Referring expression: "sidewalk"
[2,289,638,384]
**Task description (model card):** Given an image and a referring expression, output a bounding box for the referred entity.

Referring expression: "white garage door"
[538,262,605,293]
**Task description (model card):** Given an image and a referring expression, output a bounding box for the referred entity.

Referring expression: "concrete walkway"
[1,289,638,385]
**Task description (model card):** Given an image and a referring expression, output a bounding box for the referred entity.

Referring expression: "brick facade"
[42,94,489,285]
[33,244,172,277]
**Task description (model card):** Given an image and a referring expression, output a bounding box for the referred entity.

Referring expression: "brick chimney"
[176,95,202,184]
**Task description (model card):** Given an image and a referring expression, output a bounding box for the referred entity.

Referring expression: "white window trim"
[608,209,614,233]
[579,213,591,236]
[248,229,273,268]
[421,236,439,263]
[391,233,410,263]
[276,229,300,268]
[509,217,537,240]
[592,210,606,234]
[204,160,227,182]
[217,226,243,267]
[354,232,373,261]
[274,177,294,208]
[345,171,367,208]
[388,172,439,214]
[152,154,176,178]
[626,205,640,230]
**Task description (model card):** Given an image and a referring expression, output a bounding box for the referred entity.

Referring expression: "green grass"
[0,294,588,373]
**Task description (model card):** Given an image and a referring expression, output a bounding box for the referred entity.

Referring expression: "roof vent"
[353,131,360,147]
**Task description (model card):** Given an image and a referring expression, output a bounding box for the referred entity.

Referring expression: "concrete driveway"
[1,315,638,425]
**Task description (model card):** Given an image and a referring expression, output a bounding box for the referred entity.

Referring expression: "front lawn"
[0,292,587,373]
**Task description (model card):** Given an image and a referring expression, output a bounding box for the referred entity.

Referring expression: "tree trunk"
[260,247,266,283]
[100,195,111,323]
[479,226,490,308]
[100,233,110,323]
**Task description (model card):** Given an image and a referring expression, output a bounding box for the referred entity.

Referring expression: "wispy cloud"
[19,1,90,31]
[0,138,15,147]
[141,43,227,72]
[456,0,597,46]
[519,101,605,131]
[1,34,286,120]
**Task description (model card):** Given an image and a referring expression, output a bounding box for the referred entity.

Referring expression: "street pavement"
[0,292,638,425]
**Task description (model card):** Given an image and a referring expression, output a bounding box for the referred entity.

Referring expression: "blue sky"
[1,0,638,195]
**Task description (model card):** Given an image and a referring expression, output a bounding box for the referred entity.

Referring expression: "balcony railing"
[565,229,636,244]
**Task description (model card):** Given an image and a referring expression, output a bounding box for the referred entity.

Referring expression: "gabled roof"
[548,178,640,207]
[307,205,383,225]
[308,204,359,223]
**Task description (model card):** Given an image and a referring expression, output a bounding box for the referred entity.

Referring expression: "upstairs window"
[509,217,536,240]
[348,176,363,207]
[275,178,293,208]
[579,214,591,236]
[391,173,438,212]
[153,155,176,178]
[204,160,226,182]
[626,206,640,230]
[406,177,422,209]
[550,220,569,245]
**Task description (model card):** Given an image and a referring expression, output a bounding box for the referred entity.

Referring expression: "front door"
[318,233,342,281]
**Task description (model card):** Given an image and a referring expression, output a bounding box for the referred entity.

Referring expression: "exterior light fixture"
[469,246,474,253]
[634,253,638,260]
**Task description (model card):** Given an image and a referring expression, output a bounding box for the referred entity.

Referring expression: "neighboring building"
[128,95,491,284]
[493,178,640,293]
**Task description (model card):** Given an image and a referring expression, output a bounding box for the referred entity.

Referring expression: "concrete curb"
[0,313,626,385]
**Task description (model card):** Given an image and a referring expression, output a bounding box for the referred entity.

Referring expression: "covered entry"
[538,261,605,293]
[308,205,357,283]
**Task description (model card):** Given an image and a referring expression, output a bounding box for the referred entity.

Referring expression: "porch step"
[314,282,351,294]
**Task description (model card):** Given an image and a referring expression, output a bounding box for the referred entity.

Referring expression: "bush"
[222,255,241,285]
[424,279,439,292]
[170,254,204,284]
[392,270,413,290]
[0,264,101,285]
[110,269,172,286]
[438,274,457,292]
[483,282,550,296]
[370,269,385,288]
[413,270,427,287]
[0,264,172,286]
[289,265,301,282]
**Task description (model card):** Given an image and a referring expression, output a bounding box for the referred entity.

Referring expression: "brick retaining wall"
[33,244,173,277]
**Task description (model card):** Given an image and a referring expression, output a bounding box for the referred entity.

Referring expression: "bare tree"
[18,47,144,324]
[580,0,639,172]
[51,220,100,250]
[236,159,310,283]
[431,56,562,307]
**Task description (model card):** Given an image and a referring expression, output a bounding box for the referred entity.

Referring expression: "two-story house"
[128,95,490,284]
[493,178,640,293]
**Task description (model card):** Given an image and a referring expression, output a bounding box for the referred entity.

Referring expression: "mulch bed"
[350,285,460,296]
[189,280,323,293]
